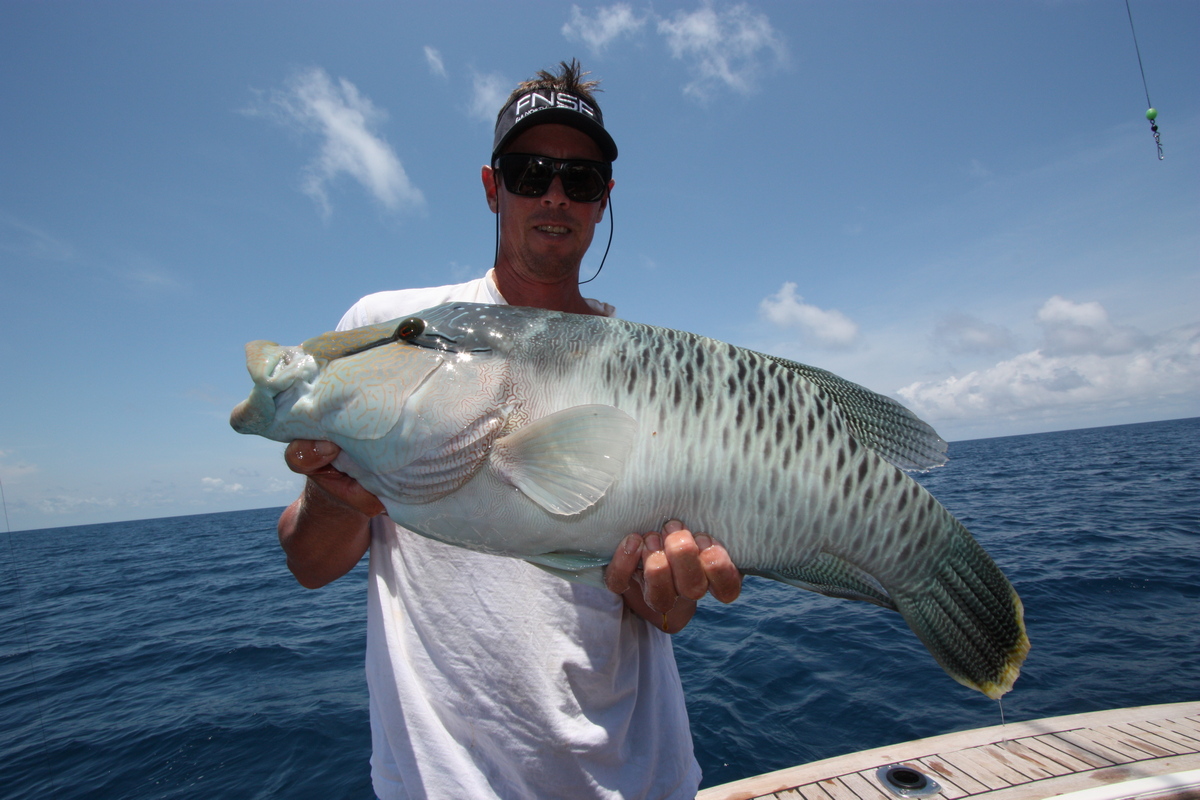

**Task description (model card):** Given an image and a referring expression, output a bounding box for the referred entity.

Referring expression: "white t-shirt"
[337,271,700,800]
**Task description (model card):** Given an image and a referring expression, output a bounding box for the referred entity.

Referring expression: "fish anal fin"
[749,552,896,609]
[524,551,610,588]
[490,405,638,516]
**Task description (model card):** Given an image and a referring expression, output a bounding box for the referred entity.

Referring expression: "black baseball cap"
[492,88,618,162]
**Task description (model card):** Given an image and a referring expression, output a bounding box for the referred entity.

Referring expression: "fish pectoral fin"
[490,405,638,516]
[747,552,896,609]
[524,551,610,588]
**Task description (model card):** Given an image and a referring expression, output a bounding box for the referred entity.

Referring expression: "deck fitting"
[876,764,942,797]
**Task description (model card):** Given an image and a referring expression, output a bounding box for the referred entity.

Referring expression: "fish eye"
[396,318,425,340]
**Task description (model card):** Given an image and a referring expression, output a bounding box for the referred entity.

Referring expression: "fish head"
[230,340,321,437]
[231,321,512,474]
[230,327,448,444]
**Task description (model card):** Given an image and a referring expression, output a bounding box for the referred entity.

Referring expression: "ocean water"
[2,417,1198,798]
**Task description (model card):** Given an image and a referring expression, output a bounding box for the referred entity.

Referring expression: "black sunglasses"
[493,153,612,203]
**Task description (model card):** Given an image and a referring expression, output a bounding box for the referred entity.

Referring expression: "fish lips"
[230,341,319,436]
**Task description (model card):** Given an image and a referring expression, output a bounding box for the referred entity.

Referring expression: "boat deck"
[696,701,1200,800]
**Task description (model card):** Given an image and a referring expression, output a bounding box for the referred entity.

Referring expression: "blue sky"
[2,1,1196,531]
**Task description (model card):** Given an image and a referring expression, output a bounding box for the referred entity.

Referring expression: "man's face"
[485,123,612,283]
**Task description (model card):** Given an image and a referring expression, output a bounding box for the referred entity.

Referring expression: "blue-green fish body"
[232,303,1028,698]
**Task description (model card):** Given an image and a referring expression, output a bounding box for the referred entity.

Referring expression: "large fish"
[231,303,1029,698]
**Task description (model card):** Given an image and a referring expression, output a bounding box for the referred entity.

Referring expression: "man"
[278,61,742,799]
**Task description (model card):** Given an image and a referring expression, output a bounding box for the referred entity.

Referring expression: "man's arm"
[277,440,382,589]
[606,520,742,634]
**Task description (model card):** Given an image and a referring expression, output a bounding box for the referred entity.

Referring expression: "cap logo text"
[514,91,596,122]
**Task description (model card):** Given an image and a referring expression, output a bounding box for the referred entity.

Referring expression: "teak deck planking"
[696,702,1200,800]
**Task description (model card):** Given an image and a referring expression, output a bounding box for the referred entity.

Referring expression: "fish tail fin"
[891,522,1029,699]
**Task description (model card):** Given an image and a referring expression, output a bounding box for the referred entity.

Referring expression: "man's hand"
[604,520,742,633]
[284,439,386,518]
[278,440,381,588]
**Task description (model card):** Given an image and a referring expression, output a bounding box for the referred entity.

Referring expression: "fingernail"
[623,534,641,555]
[645,533,663,551]
[314,440,336,456]
[694,533,713,549]
[662,519,682,534]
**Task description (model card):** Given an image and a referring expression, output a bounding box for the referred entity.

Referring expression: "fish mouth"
[229,341,315,435]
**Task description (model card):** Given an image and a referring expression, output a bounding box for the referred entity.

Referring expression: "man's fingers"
[640,533,677,614]
[286,440,386,518]
[633,521,745,611]
[694,533,743,603]
[604,534,644,594]
[284,439,340,475]
[320,474,387,519]
[662,522,708,601]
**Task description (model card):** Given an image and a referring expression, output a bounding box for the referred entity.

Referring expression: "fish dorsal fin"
[301,320,410,362]
[490,405,638,516]
[762,353,948,471]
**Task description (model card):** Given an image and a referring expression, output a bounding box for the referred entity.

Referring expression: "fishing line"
[0,475,63,794]
[1,473,10,534]
[579,194,613,285]
[1124,0,1163,159]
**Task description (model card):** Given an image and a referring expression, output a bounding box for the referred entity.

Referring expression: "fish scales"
[232,302,1028,698]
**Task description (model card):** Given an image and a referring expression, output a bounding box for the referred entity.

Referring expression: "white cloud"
[424,46,447,78]
[201,473,296,496]
[968,159,992,179]
[0,450,38,481]
[0,214,78,263]
[1037,295,1149,356]
[933,314,1017,356]
[555,4,785,100]
[0,216,185,297]
[265,476,300,493]
[113,253,188,296]
[898,298,1200,424]
[36,495,119,515]
[760,282,858,347]
[563,3,647,54]
[446,260,487,284]
[255,67,424,215]
[202,477,246,494]
[657,2,786,99]
[469,70,510,123]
